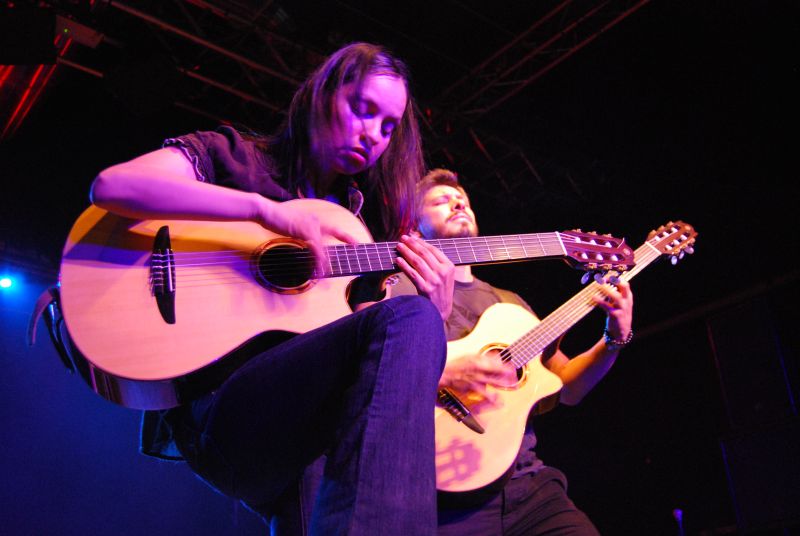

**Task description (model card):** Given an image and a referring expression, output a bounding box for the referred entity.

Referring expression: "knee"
[385,295,443,336]
[389,294,441,320]
[382,295,447,374]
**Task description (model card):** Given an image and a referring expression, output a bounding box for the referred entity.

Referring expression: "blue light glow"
[0,277,13,289]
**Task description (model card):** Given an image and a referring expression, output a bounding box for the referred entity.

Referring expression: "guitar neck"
[320,232,569,277]
[503,241,662,368]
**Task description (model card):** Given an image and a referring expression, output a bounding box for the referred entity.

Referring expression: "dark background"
[1,1,798,534]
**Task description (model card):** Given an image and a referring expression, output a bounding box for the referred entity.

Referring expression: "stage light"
[0,277,13,289]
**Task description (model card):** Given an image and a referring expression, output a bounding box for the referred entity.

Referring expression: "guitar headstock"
[647,221,698,264]
[559,230,636,273]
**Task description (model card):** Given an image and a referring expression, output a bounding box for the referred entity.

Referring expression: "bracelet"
[603,328,633,351]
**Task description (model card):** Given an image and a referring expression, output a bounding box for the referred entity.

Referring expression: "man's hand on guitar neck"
[591,279,634,344]
[547,280,634,405]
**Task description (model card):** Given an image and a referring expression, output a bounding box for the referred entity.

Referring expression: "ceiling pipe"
[105,0,301,86]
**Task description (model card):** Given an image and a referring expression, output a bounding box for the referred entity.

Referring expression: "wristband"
[603,328,633,351]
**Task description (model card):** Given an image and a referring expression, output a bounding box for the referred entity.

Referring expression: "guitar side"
[435,303,563,492]
[59,199,373,408]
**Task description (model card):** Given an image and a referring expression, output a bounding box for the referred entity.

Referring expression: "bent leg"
[175,295,445,535]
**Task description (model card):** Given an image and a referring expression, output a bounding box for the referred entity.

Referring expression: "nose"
[360,118,382,147]
[452,198,466,210]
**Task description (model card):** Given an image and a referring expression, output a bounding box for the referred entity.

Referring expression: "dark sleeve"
[347,274,389,308]
[163,125,292,200]
[385,273,417,298]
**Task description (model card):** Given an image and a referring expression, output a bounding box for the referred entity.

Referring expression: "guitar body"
[434,220,699,493]
[59,198,373,409]
[435,303,563,492]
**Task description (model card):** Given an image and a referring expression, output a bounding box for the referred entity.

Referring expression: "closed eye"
[381,120,397,137]
[351,99,372,118]
[351,96,399,137]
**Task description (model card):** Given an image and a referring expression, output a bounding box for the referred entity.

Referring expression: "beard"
[442,219,478,239]
[419,214,479,239]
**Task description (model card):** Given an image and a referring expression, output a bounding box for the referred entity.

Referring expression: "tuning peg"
[679,251,685,260]
[607,275,621,286]
[670,255,679,265]
[594,272,607,284]
[685,246,695,254]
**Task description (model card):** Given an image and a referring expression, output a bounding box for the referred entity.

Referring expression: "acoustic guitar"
[59,198,634,409]
[435,221,697,492]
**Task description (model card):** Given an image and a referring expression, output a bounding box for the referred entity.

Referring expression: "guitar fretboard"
[322,233,568,277]
[502,241,662,368]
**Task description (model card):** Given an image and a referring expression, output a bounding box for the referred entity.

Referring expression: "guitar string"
[504,246,659,364]
[145,226,638,273]
[155,237,622,280]
[155,239,577,281]
[501,244,664,363]
[160,233,573,256]
[169,247,562,271]
[150,237,644,289]
[500,246,661,368]
[146,234,668,297]
[158,232,617,261]
[167,241,566,261]
[138,243,679,323]
[146,253,647,296]
[167,246,560,268]
[162,238,572,266]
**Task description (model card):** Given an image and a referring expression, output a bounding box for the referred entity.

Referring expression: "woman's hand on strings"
[395,234,455,319]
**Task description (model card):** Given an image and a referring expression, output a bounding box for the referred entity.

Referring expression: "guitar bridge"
[437,388,485,434]
[150,226,176,324]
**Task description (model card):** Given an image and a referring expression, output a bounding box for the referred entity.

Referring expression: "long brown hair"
[272,42,424,240]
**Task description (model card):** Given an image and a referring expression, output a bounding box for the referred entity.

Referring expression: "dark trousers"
[173,295,447,535]
[438,467,601,536]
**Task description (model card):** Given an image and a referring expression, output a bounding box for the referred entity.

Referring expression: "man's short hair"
[417,168,466,200]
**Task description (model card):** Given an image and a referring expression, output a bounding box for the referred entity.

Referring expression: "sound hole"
[255,242,315,293]
[486,346,523,389]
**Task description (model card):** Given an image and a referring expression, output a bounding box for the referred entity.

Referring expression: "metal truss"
[423,0,650,219]
[22,0,326,130]
[4,0,648,222]
[434,0,651,122]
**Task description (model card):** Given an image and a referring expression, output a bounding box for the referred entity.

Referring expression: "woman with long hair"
[91,42,454,534]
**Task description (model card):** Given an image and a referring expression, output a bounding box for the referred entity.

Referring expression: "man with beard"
[410,168,634,535]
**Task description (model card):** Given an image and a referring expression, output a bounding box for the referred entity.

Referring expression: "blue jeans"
[173,296,446,535]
